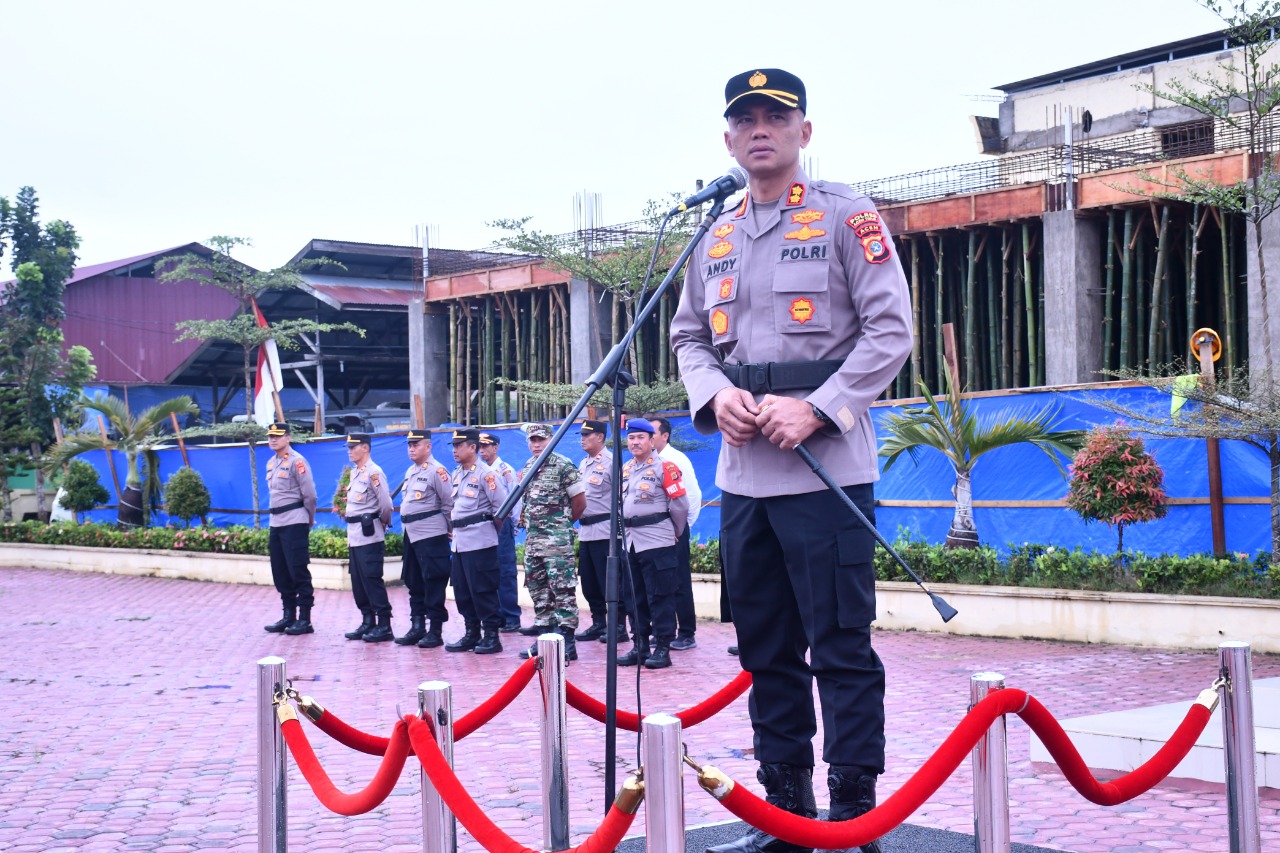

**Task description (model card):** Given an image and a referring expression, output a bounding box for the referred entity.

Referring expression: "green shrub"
[59,461,109,523]
[164,467,211,527]
[691,536,720,574]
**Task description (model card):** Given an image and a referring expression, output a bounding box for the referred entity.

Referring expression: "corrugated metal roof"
[299,273,420,309]
[65,243,210,285]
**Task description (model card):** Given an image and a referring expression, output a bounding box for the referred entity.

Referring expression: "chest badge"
[414,491,423,500]
[711,308,730,336]
[718,277,735,299]
[713,223,735,238]
[708,240,733,259]
[784,224,826,241]
[789,297,815,324]
[791,209,825,224]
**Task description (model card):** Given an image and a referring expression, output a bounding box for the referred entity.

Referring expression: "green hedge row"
[3,522,1273,599]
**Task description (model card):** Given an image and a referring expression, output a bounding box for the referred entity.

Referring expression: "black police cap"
[406,429,429,443]
[267,422,291,437]
[724,68,806,116]
[581,419,608,436]
[452,428,480,445]
[478,432,500,446]
[346,432,372,446]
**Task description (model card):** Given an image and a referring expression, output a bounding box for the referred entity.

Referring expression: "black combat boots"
[706,763,817,853]
[395,615,426,646]
[418,619,444,648]
[344,611,375,640]
[822,766,882,853]
[362,614,394,643]
[617,641,648,667]
[445,622,480,652]
[473,629,502,655]
[264,606,296,633]
[575,619,606,641]
[284,606,314,635]
[559,626,578,662]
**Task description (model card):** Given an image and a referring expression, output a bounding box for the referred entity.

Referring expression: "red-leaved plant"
[1066,425,1168,553]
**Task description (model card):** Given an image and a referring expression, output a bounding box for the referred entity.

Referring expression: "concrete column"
[1043,209,1103,385]
[408,296,451,427]
[1245,216,1280,375]
[569,277,607,384]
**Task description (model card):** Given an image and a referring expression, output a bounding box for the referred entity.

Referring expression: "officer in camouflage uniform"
[516,422,586,661]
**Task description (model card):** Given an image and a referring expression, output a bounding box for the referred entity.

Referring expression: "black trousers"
[349,541,391,619]
[268,523,313,608]
[673,526,696,639]
[580,537,637,631]
[628,544,678,648]
[402,533,452,622]
[452,546,500,631]
[720,484,885,772]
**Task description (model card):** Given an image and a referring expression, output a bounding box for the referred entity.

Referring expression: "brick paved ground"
[0,566,1276,852]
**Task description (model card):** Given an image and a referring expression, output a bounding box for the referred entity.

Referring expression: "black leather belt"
[579,512,610,526]
[623,512,671,529]
[345,513,377,524]
[722,360,844,394]
[453,512,494,528]
[269,500,304,515]
[401,509,443,524]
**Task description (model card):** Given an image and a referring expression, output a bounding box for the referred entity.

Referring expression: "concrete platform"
[1030,677,1280,788]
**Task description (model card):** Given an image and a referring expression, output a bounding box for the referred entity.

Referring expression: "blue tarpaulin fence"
[71,384,1272,558]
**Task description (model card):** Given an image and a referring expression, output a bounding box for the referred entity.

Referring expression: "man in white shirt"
[648,416,702,650]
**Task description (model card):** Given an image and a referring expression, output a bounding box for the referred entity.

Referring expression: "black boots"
[284,606,314,635]
[418,620,444,648]
[643,645,672,669]
[264,607,295,633]
[517,627,578,661]
[823,766,882,853]
[517,624,545,637]
[473,629,502,655]
[706,763,817,853]
[575,619,606,641]
[445,622,480,652]
[344,612,375,640]
[362,614,394,643]
[395,615,426,646]
[617,641,648,667]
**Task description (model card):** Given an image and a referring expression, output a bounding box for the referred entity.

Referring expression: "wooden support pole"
[169,413,190,467]
[942,322,960,392]
[414,395,425,429]
[1148,205,1171,371]
[314,405,322,436]
[1197,331,1227,556]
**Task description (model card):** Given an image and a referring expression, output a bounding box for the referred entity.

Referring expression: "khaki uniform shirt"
[345,461,392,546]
[450,460,506,552]
[577,448,613,542]
[621,452,688,553]
[267,448,316,527]
[398,457,453,542]
[669,167,913,498]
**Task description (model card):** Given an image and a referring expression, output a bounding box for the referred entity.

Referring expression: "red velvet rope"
[280,717,411,816]
[708,688,1216,849]
[406,715,638,853]
[305,656,539,754]
[565,670,752,731]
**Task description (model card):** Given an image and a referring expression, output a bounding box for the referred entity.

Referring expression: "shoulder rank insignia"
[786,182,805,206]
[711,308,730,336]
[713,223,735,239]
[791,209,825,224]
[784,224,826,241]
[733,193,750,219]
[708,240,733,259]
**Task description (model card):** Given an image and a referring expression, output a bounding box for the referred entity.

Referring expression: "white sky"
[3,0,1227,271]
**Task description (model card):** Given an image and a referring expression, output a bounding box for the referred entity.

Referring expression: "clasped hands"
[711,387,823,450]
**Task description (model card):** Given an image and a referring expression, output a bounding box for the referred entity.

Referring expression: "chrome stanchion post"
[419,680,457,853]
[257,656,287,853]
[642,712,685,853]
[970,672,1010,853]
[537,632,570,851]
[1219,642,1261,853]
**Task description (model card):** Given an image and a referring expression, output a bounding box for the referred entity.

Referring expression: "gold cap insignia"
[749,71,767,88]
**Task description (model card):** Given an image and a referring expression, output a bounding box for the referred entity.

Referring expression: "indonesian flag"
[252,298,284,427]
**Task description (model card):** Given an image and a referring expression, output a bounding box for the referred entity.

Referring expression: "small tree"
[59,459,109,524]
[1066,425,1169,553]
[165,467,211,528]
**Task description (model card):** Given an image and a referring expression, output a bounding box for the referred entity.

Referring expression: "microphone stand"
[491,194,729,808]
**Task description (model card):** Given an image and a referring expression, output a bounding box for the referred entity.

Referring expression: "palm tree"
[45,393,198,528]
[879,375,1083,549]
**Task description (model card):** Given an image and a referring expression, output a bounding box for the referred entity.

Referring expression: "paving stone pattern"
[0,566,1276,852]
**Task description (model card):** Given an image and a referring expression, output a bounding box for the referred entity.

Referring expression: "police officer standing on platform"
[618,418,688,670]
[445,429,508,655]
[479,432,523,633]
[394,429,454,649]
[670,69,912,853]
[516,422,586,661]
[341,433,395,643]
[263,421,318,635]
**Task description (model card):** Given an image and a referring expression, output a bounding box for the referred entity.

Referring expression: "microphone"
[672,167,748,213]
